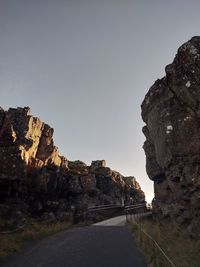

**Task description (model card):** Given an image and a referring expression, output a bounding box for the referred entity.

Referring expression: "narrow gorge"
[0,107,144,229]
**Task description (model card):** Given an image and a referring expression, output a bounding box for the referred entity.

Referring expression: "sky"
[0,0,200,203]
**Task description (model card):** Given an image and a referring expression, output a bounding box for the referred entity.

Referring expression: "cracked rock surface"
[141,36,200,236]
[0,107,145,227]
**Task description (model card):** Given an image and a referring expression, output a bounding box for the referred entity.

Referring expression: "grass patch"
[0,219,72,262]
[128,218,200,267]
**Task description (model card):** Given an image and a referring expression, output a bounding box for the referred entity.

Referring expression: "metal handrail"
[88,203,147,212]
[125,203,146,209]
[88,203,123,210]
[125,206,146,212]
[88,204,123,212]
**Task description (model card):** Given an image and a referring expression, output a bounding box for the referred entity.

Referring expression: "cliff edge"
[0,107,144,227]
[141,36,200,236]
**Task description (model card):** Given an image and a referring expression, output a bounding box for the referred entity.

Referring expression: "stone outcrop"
[0,107,145,227]
[141,36,200,236]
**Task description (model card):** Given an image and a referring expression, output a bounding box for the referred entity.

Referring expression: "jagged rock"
[125,176,141,190]
[68,161,88,175]
[91,160,106,169]
[80,174,96,192]
[56,212,73,222]
[124,176,145,203]
[67,174,82,194]
[0,107,145,224]
[0,107,63,175]
[141,36,200,236]
[41,212,56,224]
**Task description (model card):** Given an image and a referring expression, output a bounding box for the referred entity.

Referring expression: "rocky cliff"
[0,107,144,226]
[141,36,200,236]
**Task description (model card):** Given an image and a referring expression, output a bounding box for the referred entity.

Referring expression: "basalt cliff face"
[142,36,200,236]
[0,107,144,226]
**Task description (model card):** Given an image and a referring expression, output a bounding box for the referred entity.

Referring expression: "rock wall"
[141,36,200,236]
[0,107,144,225]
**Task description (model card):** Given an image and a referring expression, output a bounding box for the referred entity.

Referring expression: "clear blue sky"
[1,0,200,202]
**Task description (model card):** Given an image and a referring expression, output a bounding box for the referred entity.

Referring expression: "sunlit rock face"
[0,107,65,176]
[0,107,145,223]
[141,36,200,236]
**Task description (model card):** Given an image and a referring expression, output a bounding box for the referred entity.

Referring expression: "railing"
[88,203,123,211]
[125,203,147,212]
[80,202,148,224]
[88,203,123,209]
[128,212,176,267]
[87,202,148,211]
[0,222,27,234]
[0,202,149,232]
[83,203,125,224]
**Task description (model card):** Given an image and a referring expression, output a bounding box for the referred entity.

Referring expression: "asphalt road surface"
[1,216,147,267]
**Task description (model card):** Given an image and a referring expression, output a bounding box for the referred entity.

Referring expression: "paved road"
[93,215,126,226]
[1,217,147,267]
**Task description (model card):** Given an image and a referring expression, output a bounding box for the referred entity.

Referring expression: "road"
[1,216,147,267]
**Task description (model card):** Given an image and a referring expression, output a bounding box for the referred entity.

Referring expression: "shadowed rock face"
[141,36,200,236]
[0,107,145,224]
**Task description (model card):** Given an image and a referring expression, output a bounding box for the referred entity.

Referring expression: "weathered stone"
[68,161,88,175]
[80,174,96,192]
[41,212,56,224]
[67,175,82,194]
[124,176,145,203]
[0,107,145,224]
[56,212,72,222]
[142,36,200,236]
[91,160,106,169]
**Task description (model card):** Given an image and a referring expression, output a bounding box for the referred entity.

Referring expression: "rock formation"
[141,36,200,236]
[0,107,144,226]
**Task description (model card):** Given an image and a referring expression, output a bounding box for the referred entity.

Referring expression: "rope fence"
[141,227,176,267]
[128,215,176,267]
[0,222,27,234]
